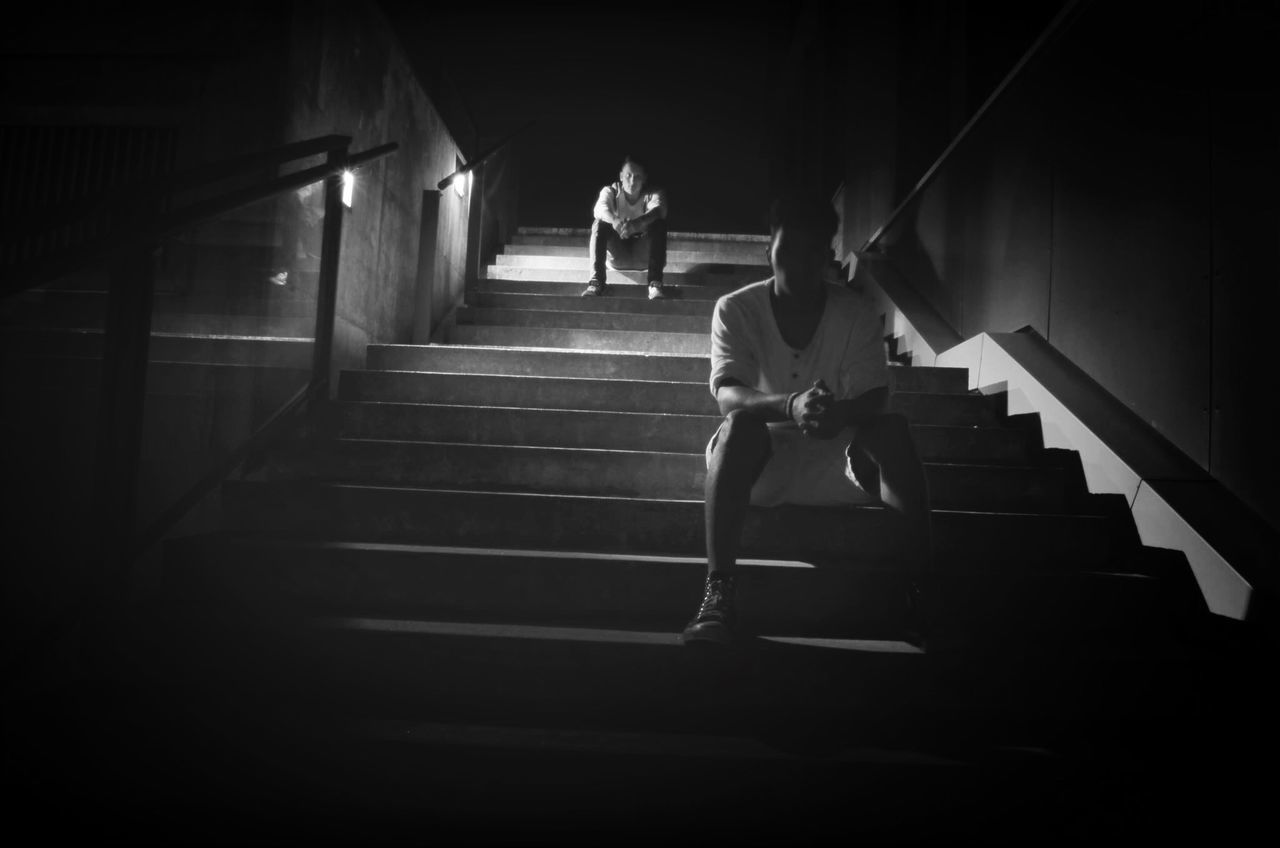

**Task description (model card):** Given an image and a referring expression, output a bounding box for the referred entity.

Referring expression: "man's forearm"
[629,208,665,233]
[715,384,791,421]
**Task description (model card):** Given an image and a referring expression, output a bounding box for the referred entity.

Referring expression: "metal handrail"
[860,0,1088,252]
[2,134,353,235]
[3,141,397,298]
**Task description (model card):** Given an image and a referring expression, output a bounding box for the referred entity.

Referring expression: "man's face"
[619,162,646,197]
[769,224,830,292]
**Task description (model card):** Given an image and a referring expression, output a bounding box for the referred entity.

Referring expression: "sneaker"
[581,279,607,297]
[267,270,289,286]
[681,574,736,646]
[647,281,667,300]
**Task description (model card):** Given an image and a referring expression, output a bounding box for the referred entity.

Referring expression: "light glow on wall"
[453,170,470,198]
[341,170,355,207]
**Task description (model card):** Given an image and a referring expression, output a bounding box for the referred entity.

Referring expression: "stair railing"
[2,134,398,633]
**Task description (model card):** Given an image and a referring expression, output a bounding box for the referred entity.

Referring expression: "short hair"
[768,191,838,241]
[620,154,648,174]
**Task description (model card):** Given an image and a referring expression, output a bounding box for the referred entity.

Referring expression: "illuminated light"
[452,169,469,198]
[341,170,355,207]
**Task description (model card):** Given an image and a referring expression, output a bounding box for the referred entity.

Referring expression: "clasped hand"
[615,217,639,239]
[791,379,841,438]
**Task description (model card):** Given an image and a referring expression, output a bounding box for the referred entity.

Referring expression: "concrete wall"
[850,1,1280,531]
[283,1,470,382]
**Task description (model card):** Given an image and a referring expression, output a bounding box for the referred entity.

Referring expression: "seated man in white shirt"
[582,155,670,300]
[681,191,935,647]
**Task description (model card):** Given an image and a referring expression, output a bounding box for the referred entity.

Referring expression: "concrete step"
[513,231,769,260]
[6,328,313,367]
[482,265,760,287]
[501,243,771,266]
[446,324,712,356]
[339,369,715,414]
[368,344,708,382]
[338,371,1000,423]
[169,536,1205,641]
[270,438,1070,511]
[171,610,1204,753]
[365,344,968,393]
[2,308,316,337]
[221,481,1132,569]
[470,279,727,301]
[493,254,766,275]
[456,305,711,336]
[4,288,318,317]
[335,403,1032,464]
[466,291,717,318]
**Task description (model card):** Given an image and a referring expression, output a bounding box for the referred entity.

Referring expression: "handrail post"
[86,243,158,663]
[311,145,350,401]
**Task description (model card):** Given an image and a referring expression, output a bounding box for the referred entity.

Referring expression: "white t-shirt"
[707,278,888,506]
[594,182,665,223]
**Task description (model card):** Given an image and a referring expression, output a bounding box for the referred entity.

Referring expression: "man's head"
[767,191,838,295]
[619,156,648,199]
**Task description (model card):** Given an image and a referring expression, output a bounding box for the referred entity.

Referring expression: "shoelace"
[698,579,733,618]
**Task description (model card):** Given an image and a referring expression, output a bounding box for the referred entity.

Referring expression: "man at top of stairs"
[581,155,670,300]
[682,191,936,647]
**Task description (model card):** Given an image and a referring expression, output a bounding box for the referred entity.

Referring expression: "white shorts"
[705,421,876,508]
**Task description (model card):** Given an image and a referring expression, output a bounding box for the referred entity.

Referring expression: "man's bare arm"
[626,206,665,234]
[714,378,791,421]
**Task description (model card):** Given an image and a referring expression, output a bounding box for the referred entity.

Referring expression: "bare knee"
[714,408,770,459]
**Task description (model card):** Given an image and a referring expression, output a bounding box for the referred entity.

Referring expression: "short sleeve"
[593,186,615,220]
[709,296,758,396]
[837,306,889,400]
[645,188,667,218]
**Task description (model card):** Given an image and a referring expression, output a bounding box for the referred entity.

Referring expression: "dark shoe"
[581,278,607,297]
[681,575,736,646]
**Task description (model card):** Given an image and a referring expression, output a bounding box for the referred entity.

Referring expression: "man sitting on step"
[681,191,934,647]
[581,155,670,300]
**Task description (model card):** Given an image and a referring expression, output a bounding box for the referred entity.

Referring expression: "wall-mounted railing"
[850,0,1279,622]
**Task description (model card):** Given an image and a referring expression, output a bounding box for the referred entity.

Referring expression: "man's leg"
[848,413,935,638]
[683,409,772,645]
[583,217,616,296]
[645,219,669,298]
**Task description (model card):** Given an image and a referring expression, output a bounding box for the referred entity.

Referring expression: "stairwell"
[137,225,1239,838]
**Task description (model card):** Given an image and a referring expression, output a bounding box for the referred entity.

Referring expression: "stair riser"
[6,329,313,367]
[222,482,1123,568]
[169,539,909,634]
[339,404,718,453]
[458,306,711,336]
[512,233,769,258]
[338,372,995,424]
[2,309,315,337]
[493,255,767,274]
[466,292,717,318]
[4,289,317,317]
[340,370,716,414]
[471,280,726,300]
[502,244,771,265]
[336,404,1028,463]
[483,266,761,286]
[173,614,1191,730]
[173,539,1183,638]
[276,442,1069,511]
[366,345,968,394]
[446,325,712,355]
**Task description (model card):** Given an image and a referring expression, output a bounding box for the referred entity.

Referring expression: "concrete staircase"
[154,226,1230,837]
